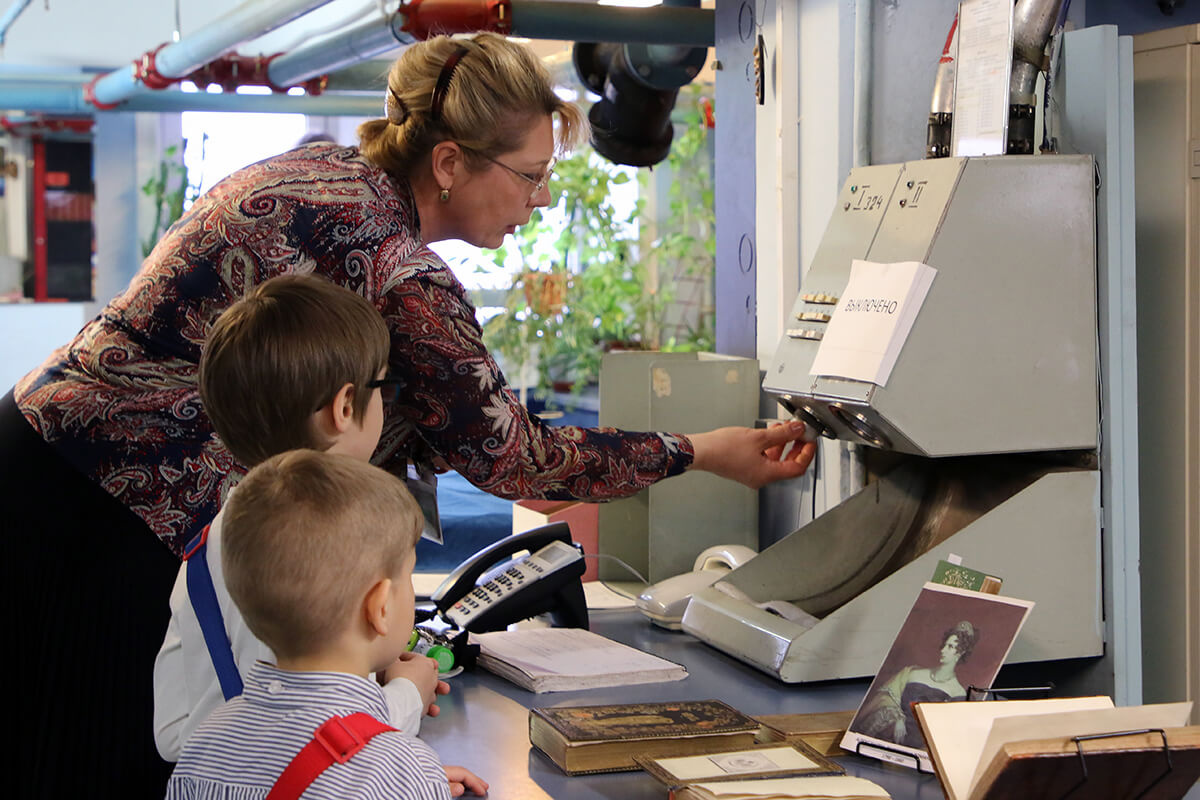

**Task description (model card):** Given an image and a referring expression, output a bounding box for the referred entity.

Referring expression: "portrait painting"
[841,582,1034,772]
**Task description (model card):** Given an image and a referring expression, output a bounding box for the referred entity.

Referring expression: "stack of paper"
[472,627,687,692]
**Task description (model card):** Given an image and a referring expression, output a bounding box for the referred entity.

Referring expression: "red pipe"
[397,0,512,40]
[186,53,327,95]
[85,42,330,108]
[31,136,47,301]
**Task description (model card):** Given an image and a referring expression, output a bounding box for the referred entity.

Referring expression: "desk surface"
[421,608,951,800]
[421,608,1200,799]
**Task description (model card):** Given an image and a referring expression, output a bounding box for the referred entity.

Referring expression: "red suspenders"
[265,713,396,800]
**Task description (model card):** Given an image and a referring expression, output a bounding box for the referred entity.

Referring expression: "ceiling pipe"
[0,72,383,115]
[272,0,716,91]
[0,0,33,47]
[267,11,416,88]
[321,61,393,92]
[85,0,334,109]
[397,0,713,47]
[4,0,716,118]
[512,1,712,46]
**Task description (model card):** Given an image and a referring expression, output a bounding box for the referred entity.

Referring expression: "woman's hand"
[444,765,489,797]
[688,421,817,489]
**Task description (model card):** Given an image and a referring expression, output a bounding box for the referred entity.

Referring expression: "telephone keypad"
[444,540,583,628]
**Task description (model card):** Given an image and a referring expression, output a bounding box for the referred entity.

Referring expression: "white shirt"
[166,662,450,800]
[152,499,424,761]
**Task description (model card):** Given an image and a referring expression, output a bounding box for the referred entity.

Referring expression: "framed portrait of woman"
[840,582,1035,772]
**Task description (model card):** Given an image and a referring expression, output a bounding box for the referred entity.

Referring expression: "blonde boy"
[166,451,486,798]
[153,274,444,761]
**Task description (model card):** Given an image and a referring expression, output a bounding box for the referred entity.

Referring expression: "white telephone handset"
[635,544,757,630]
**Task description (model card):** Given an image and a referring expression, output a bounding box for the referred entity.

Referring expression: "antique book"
[528,699,761,775]
[754,710,856,756]
[913,698,1199,800]
[929,559,1002,594]
[635,741,843,787]
[670,775,891,800]
[841,583,1034,771]
[473,627,687,692]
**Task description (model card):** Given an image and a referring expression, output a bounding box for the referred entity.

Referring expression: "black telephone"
[430,522,588,633]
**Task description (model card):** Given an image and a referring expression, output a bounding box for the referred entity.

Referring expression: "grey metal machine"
[682,154,1104,682]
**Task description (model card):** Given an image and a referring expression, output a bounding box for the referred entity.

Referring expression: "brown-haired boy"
[165,450,486,798]
[153,274,445,761]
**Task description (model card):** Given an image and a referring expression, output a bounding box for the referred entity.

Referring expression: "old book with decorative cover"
[929,559,1002,594]
[528,699,761,776]
[635,741,843,786]
[754,710,857,756]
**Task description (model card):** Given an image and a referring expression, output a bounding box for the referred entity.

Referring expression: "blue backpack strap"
[183,525,244,701]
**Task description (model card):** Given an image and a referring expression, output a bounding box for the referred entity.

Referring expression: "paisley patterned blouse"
[14,143,693,557]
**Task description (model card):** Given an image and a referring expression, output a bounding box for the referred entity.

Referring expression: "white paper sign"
[951,0,1014,157]
[808,260,937,386]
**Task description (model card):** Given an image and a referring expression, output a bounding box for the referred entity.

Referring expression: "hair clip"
[385,88,410,125]
[430,45,470,124]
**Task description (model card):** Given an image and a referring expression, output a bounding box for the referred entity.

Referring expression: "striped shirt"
[152,498,425,762]
[166,662,451,800]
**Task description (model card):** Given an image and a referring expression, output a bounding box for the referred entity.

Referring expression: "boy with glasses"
[153,274,448,762]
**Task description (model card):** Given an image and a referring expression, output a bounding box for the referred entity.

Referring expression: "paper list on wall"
[950,0,1015,158]
[808,260,937,386]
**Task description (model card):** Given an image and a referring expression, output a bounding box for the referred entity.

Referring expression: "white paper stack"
[472,627,687,693]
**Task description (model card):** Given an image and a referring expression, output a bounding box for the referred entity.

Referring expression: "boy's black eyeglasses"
[368,375,403,404]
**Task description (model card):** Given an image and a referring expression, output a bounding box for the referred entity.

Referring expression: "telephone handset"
[636,544,757,630]
[431,522,588,633]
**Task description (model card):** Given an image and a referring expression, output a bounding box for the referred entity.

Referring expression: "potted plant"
[140,137,206,258]
[481,90,715,401]
[483,147,655,398]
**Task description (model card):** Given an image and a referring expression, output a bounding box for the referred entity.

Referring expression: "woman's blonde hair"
[222,450,423,660]
[358,32,585,178]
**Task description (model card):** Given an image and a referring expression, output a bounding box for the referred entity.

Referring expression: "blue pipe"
[0,78,382,116]
[0,0,32,47]
[0,0,31,47]
[88,0,333,108]
[269,14,414,88]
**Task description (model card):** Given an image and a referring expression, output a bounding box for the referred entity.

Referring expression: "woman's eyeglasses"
[367,375,403,404]
[463,145,555,202]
